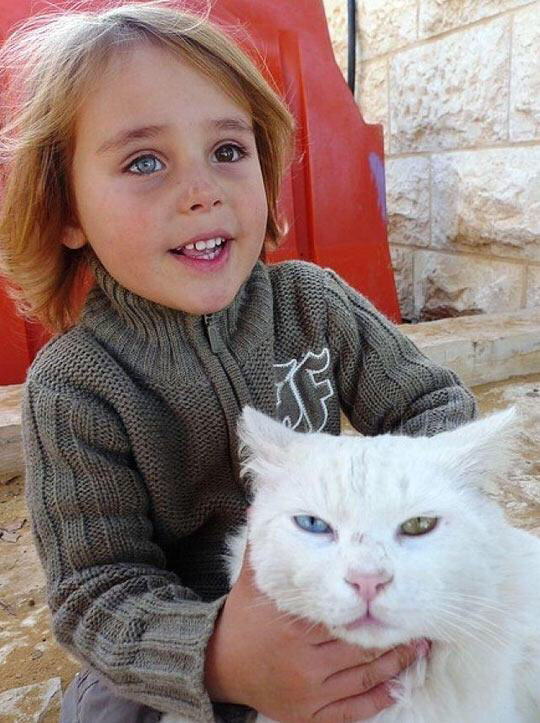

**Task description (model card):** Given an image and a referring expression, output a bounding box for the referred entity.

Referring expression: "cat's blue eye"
[293,515,332,534]
[126,154,165,175]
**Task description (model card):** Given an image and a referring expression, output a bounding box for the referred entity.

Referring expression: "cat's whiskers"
[441,591,511,610]
[433,599,514,639]
[429,605,512,657]
[424,621,485,687]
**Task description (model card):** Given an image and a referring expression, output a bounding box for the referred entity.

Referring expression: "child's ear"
[61,225,87,250]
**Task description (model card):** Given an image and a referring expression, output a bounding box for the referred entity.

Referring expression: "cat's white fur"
[164,407,540,723]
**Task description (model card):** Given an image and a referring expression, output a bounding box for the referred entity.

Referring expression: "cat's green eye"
[400,516,438,536]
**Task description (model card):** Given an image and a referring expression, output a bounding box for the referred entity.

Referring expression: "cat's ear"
[434,407,521,491]
[237,407,297,488]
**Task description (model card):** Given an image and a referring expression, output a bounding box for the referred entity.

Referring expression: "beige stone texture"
[0,384,23,482]
[358,58,389,149]
[386,157,431,247]
[527,267,540,307]
[401,308,540,386]
[390,246,415,320]
[389,18,510,153]
[419,0,533,38]
[510,4,540,140]
[322,0,348,81]
[414,251,523,319]
[358,0,417,60]
[0,678,61,722]
[431,147,540,260]
[475,375,540,537]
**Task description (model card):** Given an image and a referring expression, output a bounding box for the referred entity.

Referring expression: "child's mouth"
[169,237,229,261]
[169,237,231,269]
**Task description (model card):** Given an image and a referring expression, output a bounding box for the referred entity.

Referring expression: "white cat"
[165,407,540,723]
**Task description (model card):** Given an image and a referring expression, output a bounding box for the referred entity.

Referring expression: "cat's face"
[239,408,517,649]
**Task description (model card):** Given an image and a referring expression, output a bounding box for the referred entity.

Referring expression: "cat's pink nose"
[345,570,394,602]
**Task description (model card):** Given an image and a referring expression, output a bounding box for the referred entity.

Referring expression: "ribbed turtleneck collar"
[79,255,273,378]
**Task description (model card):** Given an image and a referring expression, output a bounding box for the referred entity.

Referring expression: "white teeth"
[192,237,225,251]
[201,249,220,260]
[173,237,227,254]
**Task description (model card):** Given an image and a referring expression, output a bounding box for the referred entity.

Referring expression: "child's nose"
[177,175,222,214]
[345,570,394,602]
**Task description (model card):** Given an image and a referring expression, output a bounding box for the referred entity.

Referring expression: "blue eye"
[213,143,247,163]
[293,515,332,534]
[127,154,164,175]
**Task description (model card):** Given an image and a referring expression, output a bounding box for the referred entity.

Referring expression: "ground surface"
[1,374,539,721]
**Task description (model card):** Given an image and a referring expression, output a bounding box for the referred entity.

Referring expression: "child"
[0,2,475,721]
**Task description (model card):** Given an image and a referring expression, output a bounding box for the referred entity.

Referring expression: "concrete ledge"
[400,309,540,388]
[1,309,540,480]
[0,384,23,483]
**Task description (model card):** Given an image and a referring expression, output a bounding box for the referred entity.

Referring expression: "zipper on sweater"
[203,314,242,410]
[203,314,226,354]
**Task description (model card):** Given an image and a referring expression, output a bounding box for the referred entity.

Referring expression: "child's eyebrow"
[97,117,254,155]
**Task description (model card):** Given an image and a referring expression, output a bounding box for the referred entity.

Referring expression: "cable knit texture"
[22,259,476,721]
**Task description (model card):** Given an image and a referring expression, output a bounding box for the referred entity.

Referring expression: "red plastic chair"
[0,0,399,384]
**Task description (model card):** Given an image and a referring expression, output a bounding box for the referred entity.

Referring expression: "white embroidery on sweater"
[274,348,334,432]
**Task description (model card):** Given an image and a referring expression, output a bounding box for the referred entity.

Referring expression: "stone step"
[399,308,540,388]
[1,308,539,480]
[1,384,24,483]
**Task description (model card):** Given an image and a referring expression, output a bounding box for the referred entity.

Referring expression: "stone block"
[419,0,532,38]
[390,246,414,320]
[400,308,540,385]
[322,0,348,81]
[0,678,61,722]
[510,4,540,140]
[358,0,417,60]
[0,384,24,482]
[527,267,540,308]
[414,251,523,319]
[386,157,430,247]
[358,58,388,150]
[390,18,510,153]
[431,147,540,260]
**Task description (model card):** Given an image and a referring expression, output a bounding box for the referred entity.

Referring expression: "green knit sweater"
[22,259,476,721]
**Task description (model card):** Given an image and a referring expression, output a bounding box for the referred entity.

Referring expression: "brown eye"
[400,516,438,536]
[213,143,246,163]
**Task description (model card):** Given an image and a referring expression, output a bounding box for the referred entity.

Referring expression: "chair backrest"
[0,0,399,384]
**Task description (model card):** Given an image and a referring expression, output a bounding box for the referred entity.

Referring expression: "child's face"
[63,43,269,315]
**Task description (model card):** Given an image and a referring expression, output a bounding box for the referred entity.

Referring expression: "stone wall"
[323,0,540,320]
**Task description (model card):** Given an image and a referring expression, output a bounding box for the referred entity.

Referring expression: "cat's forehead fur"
[239,406,519,529]
[276,433,462,525]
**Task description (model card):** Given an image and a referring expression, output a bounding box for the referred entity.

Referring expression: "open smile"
[169,237,231,271]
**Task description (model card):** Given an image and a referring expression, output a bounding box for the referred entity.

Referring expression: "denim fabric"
[61,670,163,723]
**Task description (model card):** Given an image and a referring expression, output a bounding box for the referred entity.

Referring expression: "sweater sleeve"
[22,376,223,721]
[323,269,476,436]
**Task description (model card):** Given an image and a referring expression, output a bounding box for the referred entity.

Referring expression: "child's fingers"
[320,640,419,703]
[312,681,395,722]
[312,637,390,667]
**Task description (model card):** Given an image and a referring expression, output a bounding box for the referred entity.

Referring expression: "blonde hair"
[0,0,295,332]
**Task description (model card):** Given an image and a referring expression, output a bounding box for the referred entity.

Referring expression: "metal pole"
[347,0,357,95]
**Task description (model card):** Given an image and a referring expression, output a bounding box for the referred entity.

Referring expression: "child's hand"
[205,549,425,722]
